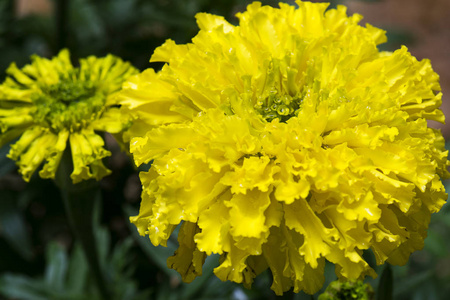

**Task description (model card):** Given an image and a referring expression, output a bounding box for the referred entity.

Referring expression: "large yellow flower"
[0,49,138,183]
[120,1,449,295]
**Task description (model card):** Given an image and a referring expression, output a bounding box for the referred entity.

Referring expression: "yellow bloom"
[120,1,449,295]
[0,49,138,183]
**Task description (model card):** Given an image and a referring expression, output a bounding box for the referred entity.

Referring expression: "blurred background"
[0,0,449,299]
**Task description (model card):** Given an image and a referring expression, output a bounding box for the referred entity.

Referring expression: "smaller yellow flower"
[0,49,138,183]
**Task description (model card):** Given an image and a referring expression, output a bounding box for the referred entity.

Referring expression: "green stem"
[377,265,393,300]
[56,148,110,300]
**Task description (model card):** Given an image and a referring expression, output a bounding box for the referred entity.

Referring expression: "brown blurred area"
[345,0,450,138]
[15,0,52,17]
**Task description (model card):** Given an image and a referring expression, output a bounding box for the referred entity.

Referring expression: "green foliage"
[0,227,151,300]
[318,280,374,300]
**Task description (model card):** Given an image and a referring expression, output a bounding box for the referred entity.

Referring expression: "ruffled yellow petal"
[69,132,94,182]
[226,188,271,240]
[8,126,45,161]
[130,123,196,165]
[0,110,34,133]
[119,68,189,137]
[214,242,251,285]
[261,226,295,295]
[19,133,58,181]
[150,39,190,63]
[69,130,111,183]
[281,223,327,294]
[79,53,137,96]
[8,127,58,181]
[195,191,231,255]
[90,107,128,133]
[129,168,158,238]
[0,127,26,148]
[166,222,206,283]
[39,129,69,179]
[284,199,338,268]
[221,156,278,194]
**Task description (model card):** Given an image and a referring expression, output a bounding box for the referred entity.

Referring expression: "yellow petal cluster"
[120,1,449,295]
[0,49,138,182]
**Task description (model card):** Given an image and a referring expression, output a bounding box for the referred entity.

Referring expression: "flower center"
[254,91,301,122]
[31,78,106,132]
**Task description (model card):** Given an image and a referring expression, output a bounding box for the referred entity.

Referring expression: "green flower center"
[255,91,301,123]
[31,78,106,132]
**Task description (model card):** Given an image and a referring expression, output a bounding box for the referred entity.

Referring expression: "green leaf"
[0,274,48,300]
[95,226,111,274]
[66,243,89,294]
[44,242,69,292]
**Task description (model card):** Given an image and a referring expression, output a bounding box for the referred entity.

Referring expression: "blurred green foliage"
[0,0,291,78]
[0,0,449,299]
[0,228,152,300]
[318,280,374,300]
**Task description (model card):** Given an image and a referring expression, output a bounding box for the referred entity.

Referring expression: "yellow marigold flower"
[0,49,138,183]
[120,1,449,295]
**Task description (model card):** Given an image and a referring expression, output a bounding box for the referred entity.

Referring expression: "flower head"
[0,49,138,183]
[120,1,449,295]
